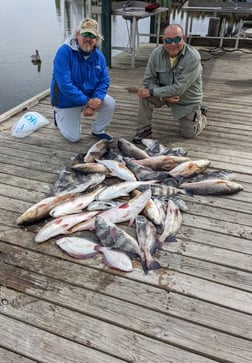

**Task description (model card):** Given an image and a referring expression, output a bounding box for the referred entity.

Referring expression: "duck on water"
[31,49,41,63]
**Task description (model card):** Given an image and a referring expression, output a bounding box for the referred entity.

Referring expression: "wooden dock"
[0,44,251,362]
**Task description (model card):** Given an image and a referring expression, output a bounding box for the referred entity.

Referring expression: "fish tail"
[184,189,194,197]
[165,235,177,243]
[174,175,185,185]
[146,259,161,271]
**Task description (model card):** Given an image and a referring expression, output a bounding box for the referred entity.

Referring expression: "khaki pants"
[136,97,207,139]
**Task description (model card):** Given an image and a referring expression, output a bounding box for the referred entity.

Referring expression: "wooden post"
[207,17,221,37]
[150,0,156,43]
[101,0,112,68]
[150,0,171,43]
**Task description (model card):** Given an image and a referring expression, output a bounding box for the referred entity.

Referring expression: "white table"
[112,7,169,67]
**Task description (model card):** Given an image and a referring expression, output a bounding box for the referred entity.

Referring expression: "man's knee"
[180,126,195,139]
[179,109,207,138]
[179,113,196,139]
[60,128,80,142]
[103,95,116,112]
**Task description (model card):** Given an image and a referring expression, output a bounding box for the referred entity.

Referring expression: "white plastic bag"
[11,111,49,138]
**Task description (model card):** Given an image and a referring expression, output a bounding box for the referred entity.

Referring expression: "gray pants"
[136,96,207,139]
[54,94,115,142]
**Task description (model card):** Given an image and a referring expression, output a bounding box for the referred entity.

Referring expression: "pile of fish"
[16,138,244,273]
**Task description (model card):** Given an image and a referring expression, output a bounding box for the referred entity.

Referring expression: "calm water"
[0,0,208,114]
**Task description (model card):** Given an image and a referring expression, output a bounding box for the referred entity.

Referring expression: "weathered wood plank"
[1,239,252,315]
[0,265,251,363]
[0,286,217,363]
[0,314,125,363]
[0,346,36,363]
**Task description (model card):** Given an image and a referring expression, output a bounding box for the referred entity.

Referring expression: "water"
[0,0,209,115]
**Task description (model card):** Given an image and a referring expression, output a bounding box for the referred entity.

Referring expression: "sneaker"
[92,132,113,142]
[132,128,152,144]
[200,105,208,116]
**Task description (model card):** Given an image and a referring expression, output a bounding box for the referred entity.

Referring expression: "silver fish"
[162,147,188,157]
[131,190,162,225]
[17,174,104,225]
[135,215,160,272]
[96,180,157,201]
[35,211,99,243]
[142,138,166,155]
[52,172,106,197]
[137,183,186,197]
[52,166,90,193]
[142,139,188,157]
[158,199,182,246]
[169,197,189,212]
[95,245,133,272]
[131,155,190,171]
[71,162,110,175]
[67,189,152,233]
[96,159,137,181]
[95,215,143,259]
[87,200,122,211]
[56,236,99,259]
[158,197,189,212]
[84,139,111,163]
[152,198,168,227]
[16,191,80,225]
[125,157,171,181]
[102,147,125,162]
[180,179,244,195]
[49,185,105,217]
[118,138,150,159]
[186,170,235,183]
[169,159,211,178]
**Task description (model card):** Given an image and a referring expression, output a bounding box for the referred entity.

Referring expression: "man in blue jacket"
[132,24,207,144]
[51,18,115,142]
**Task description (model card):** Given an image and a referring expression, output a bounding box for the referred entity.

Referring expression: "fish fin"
[45,191,56,197]
[119,202,129,209]
[127,252,140,260]
[128,217,135,226]
[150,242,161,255]
[109,226,117,240]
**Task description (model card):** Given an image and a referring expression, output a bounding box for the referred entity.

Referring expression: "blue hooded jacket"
[50,38,110,108]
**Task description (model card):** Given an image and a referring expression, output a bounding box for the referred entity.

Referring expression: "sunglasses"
[164,36,182,44]
[81,32,97,39]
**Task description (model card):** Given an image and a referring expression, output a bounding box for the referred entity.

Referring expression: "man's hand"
[162,95,180,103]
[137,88,180,103]
[138,87,151,98]
[83,106,96,117]
[88,98,102,110]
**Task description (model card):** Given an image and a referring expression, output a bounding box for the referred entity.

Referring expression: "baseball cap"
[79,18,99,37]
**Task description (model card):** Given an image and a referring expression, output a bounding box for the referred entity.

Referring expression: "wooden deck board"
[0,45,252,362]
